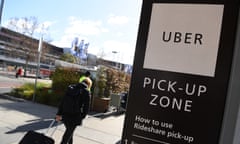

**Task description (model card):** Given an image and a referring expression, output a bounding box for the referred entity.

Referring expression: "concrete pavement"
[0,71,124,144]
[0,95,124,144]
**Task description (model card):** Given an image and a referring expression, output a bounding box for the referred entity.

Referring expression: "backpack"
[62,83,84,114]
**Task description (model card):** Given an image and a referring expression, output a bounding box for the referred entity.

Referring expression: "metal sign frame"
[122,0,240,144]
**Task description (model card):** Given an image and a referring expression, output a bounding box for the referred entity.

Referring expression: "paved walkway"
[0,95,124,144]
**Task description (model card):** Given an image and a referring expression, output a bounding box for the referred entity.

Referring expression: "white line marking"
[132,134,171,144]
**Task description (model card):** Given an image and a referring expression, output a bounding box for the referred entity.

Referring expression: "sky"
[1,0,143,65]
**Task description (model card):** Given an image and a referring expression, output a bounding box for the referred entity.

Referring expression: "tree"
[7,16,38,37]
[60,53,77,63]
[6,16,50,76]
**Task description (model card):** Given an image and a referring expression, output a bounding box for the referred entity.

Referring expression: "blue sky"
[2,0,142,64]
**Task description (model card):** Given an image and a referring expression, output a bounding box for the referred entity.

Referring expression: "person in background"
[16,67,22,78]
[79,71,92,92]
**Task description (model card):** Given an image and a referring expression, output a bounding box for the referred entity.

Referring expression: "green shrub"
[51,67,82,91]
[11,82,51,101]
[11,68,84,106]
[10,66,130,107]
[50,67,84,105]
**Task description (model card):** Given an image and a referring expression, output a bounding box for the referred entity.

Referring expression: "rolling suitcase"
[19,119,58,144]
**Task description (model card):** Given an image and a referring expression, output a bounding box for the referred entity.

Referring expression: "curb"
[0,94,26,102]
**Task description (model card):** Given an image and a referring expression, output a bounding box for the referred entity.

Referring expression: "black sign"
[122,0,240,144]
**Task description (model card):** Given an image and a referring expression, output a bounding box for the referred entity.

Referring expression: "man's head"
[85,71,91,77]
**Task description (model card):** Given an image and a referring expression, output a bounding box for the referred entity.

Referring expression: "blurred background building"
[0,27,132,78]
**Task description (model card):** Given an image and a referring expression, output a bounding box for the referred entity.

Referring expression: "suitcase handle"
[45,119,60,136]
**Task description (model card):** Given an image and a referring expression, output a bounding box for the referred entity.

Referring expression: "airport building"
[0,27,131,77]
[0,27,63,77]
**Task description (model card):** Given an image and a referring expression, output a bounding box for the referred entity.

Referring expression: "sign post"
[122,0,240,144]
[0,0,4,26]
[33,36,43,102]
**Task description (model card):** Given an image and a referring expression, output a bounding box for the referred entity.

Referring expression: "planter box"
[92,97,111,113]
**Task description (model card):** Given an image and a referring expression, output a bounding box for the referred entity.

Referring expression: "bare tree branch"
[6,16,51,76]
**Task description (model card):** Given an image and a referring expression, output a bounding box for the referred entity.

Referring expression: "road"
[0,72,51,94]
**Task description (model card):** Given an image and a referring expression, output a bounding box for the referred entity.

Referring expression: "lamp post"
[112,51,119,70]
[33,36,43,102]
[0,0,5,26]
